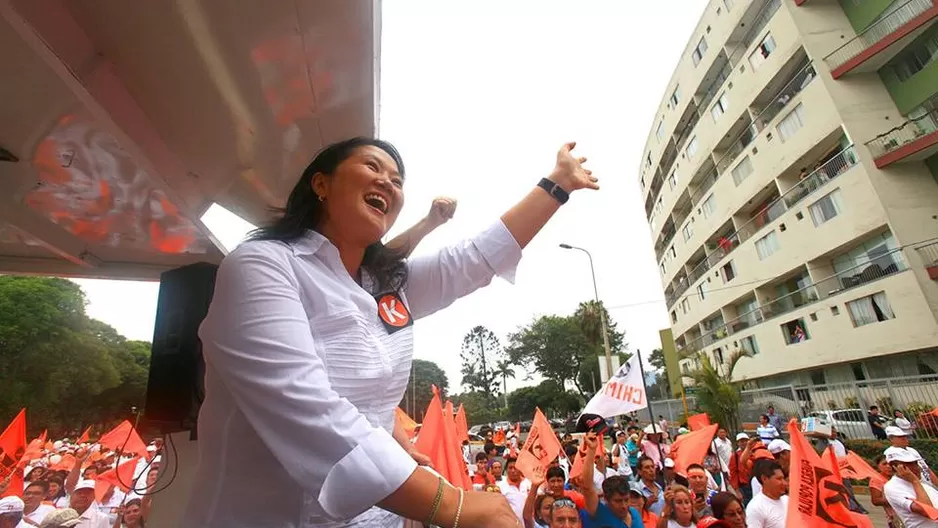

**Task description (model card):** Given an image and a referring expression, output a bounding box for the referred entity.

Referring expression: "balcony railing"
[915,240,938,279]
[678,246,908,355]
[865,107,938,159]
[823,0,935,72]
[698,64,733,113]
[665,146,858,308]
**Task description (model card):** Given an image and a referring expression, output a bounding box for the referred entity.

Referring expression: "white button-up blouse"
[181,220,522,527]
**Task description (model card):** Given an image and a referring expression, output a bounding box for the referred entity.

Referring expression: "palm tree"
[574,300,604,348]
[494,360,515,409]
[682,349,750,434]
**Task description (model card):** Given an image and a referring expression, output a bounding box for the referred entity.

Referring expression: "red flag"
[77,426,92,445]
[670,423,718,476]
[95,456,141,501]
[97,420,148,458]
[517,408,562,479]
[786,420,873,528]
[0,409,27,497]
[22,430,47,462]
[51,453,75,471]
[454,405,470,446]
[414,387,471,490]
[687,413,711,431]
[395,407,418,440]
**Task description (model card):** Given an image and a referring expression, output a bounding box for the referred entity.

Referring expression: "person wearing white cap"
[67,480,109,528]
[38,509,82,528]
[765,440,790,476]
[883,446,938,528]
[729,433,753,505]
[887,426,937,485]
[0,495,25,528]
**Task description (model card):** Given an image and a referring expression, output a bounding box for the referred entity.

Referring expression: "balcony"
[823,0,938,78]
[915,240,938,279]
[678,246,908,354]
[865,107,938,167]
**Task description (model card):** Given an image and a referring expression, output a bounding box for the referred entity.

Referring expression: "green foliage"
[0,276,150,435]
[649,348,671,392]
[449,391,504,425]
[506,380,581,420]
[460,326,503,406]
[844,438,938,468]
[400,359,449,421]
[684,350,748,435]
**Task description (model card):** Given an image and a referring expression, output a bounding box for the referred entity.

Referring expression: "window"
[724,0,734,9]
[680,297,691,314]
[731,156,754,186]
[755,231,780,260]
[697,281,709,300]
[781,317,810,345]
[737,298,759,327]
[669,245,677,259]
[890,33,938,82]
[740,335,759,355]
[692,37,709,66]
[833,232,901,277]
[851,363,866,381]
[748,33,777,70]
[777,103,806,143]
[671,310,678,323]
[722,261,736,283]
[670,86,681,108]
[701,194,716,219]
[686,136,699,159]
[710,93,729,122]
[646,152,653,168]
[809,189,845,226]
[682,222,694,242]
[656,119,666,140]
[809,370,826,385]
[847,292,895,327]
[660,262,667,275]
[669,171,679,190]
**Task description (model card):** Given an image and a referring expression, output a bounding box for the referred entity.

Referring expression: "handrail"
[823,0,934,71]
[914,240,938,265]
[865,107,938,158]
[679,245,908,354]
[666,145,857,307]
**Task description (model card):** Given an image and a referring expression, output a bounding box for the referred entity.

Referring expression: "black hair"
[710,491,741,519]
[601,475,632,499]
[246,137,409,292]
[534,494,553,524]
[475,452,488,463]
[870,405,879,411]
[25,480,49,494]
[686,463,706,473]
[546,466,566,481]
[638,455,656,471]
[484,442,497,454]
[760,414,769,421]
[753,459,783,484]
[564,444,578,458]
[504,456,518,467]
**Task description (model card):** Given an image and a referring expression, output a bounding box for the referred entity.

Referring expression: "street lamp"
[559,243,614,381]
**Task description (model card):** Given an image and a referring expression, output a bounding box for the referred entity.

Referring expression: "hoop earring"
[317,194,324,202]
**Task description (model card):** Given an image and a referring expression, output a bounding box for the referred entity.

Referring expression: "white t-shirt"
[883,476,938,528]
[745,493,788,528]
[23,504,57,524]
[751,476,762,497]
[497,478,531,522]
[712,437,733,473]
[97,488,127,525]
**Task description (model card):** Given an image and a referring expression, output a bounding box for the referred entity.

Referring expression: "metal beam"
[0,256,178,281]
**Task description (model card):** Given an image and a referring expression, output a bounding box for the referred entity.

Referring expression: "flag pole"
[635,349,666,468]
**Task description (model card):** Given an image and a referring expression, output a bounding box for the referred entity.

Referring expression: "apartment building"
[641,0,938,392]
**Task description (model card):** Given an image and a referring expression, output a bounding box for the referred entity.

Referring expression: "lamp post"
[559,243,614,381]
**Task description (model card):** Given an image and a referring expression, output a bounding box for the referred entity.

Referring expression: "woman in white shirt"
[182,138,598,527]
[894,410,916,437]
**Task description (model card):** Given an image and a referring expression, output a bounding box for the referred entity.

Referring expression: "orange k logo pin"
[376,293,413,334]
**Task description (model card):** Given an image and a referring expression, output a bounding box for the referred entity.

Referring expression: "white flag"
[582,354,648,418]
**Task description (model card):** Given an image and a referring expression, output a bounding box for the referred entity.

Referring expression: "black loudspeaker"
[143,262,218,436]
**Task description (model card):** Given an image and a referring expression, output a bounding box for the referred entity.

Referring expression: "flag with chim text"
[582,355,647,418]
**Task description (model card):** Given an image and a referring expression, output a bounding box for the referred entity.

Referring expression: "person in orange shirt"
[545,466,586,509]
[628,486,659,527]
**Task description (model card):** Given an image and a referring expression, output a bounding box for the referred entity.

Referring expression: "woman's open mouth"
[364,193,388,214]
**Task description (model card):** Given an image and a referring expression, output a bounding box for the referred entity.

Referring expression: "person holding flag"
[883,447,938,528]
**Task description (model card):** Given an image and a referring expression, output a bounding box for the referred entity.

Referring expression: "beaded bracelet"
[453,488,465,528]
[426,477,445,525]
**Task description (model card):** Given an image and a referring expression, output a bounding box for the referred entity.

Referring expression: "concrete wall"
[837,0,897,32]
[878,25,938,114]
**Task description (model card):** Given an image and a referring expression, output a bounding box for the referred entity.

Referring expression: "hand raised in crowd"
[529,465,547,489]
[583,432,599,453]
[548,142,599,192]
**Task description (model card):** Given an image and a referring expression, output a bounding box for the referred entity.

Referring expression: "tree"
[449,391,503,425]
[684,349,749,434]
[507,380,582,420]
[460,326,503,406]
[494,359,515,408]
[573,301,627,397]
[0,276,151,435]
[648,348,672,397]
[400,359,449,422]
[507,315,589,396]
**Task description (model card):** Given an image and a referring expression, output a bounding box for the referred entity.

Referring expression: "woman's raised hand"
[548,142,598,192]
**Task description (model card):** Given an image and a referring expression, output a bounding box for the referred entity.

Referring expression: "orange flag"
[454,404,470,445]
[837,451,886,489]
[687,413,711,431]
[670,423,718,476]
[97,420,148,458]
[493,429,506,446]
[77,426,92,445]
[395,407,418,440]
[414,387,471,490]
[22,430,47,462]
[786,419,873,528]
[569,433,607,481]
[95,456,141,501]
[51,453,76,471]
[0,409,27,497]
[517,408,562,479]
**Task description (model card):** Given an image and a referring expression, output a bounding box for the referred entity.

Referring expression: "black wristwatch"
[538,178,570,204]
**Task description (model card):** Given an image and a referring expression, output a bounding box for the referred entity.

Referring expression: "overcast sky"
[74,0,706,396]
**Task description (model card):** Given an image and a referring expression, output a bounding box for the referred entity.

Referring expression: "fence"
[823,0,933,71]
[647,374,938,440]
[865,106,938,159]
